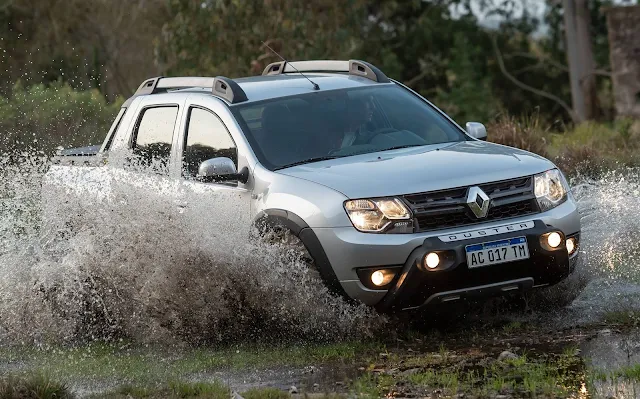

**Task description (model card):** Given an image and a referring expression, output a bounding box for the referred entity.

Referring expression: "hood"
[276,141,555,198]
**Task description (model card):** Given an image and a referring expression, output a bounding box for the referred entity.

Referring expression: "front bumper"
[313,199,581,308]
[376,220,577,311]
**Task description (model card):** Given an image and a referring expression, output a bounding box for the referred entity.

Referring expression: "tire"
[254,221,321,281]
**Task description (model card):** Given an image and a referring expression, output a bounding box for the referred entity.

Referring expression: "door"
[175,105,251,240]
[110,102,184,220]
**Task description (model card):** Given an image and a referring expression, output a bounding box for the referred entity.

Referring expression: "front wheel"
[254,222,321,281]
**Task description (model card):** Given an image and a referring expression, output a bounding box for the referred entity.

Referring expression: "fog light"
[547,232,562,248]
[566,237,577,255]
[425,252,440,269]
[371,270,394,287]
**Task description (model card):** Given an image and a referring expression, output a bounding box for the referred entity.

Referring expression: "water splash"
[3,154,640,344]
[0,155,382,345]
[556,169,640,325]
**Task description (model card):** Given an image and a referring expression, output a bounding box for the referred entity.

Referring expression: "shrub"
[0,375,73,399]
[0,81,123,157]
[548,119,640,175]
[487,113,640,176]
[486,111,550,158]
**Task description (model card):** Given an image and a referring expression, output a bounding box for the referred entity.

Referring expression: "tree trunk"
[563,0,587,123]
[575,0,599,120]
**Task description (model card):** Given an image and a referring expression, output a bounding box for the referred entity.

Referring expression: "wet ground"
[0,310,639,398]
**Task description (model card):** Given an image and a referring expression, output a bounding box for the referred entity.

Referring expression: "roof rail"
[131,76,248,104]
[212,76,248,103]
[261,59,390,83]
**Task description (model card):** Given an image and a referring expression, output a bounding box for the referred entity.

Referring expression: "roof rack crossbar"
[131,76,248,104]
[261,59,390,83]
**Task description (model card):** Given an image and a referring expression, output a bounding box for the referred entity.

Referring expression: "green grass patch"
[501,320,524,333]
[170,381,230,398]
[603,311,640,327]
[613,364,640,381]
[93,381,231,398]
[357,349,584,398]
[0,340,382,387]
[111,385,157,398]
[408,369,460,391]
[0,374,73,399]
[241,387,290,399]
[350,374,381,399]
[592,363,640,383]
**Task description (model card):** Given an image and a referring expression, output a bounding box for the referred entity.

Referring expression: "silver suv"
[52,60,581,312]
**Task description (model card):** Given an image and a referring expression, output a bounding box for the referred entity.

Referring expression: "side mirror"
[465,122,487,141]
[197,157,249,184]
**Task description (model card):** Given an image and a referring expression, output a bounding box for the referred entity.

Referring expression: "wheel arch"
[253,209,348,299]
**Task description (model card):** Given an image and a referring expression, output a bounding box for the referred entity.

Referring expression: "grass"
[585,362,640,399]
[350,375,381,399]
[355,346,587,398]
[241,387,290,399]
[613,364,640,381]
[0,325,632,398]
[0,343,618,398]
[591,363,640,383]
[0,335,618,399]
[0,374,73,399]
[603,310,640,327]
[92,382,284,398]
[502,320,524,333]
[408,370,460,391]
[0,340,383,388]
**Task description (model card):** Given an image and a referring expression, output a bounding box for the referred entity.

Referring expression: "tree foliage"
[0,81,123,156]
[0,0,630,126]
[156,0,368,77]
[0,0,168,99]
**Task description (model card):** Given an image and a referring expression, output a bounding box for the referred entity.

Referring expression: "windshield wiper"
[379,144,426,152]
[274,156,340,170]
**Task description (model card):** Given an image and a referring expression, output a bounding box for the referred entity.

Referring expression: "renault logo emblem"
[466,186,490,218]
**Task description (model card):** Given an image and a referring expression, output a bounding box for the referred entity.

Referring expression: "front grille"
[403,177,539,232]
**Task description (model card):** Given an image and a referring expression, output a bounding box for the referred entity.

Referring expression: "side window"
[132,106,179,173]
[182,107,237,179]
[102,107,126,152]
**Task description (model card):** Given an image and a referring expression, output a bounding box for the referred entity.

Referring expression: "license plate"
[465,237,529,268]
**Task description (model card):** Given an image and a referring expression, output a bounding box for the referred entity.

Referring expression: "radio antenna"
[262,41,320,90]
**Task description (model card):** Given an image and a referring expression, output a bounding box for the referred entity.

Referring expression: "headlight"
[534,169,568,211]
[344,198,413,233]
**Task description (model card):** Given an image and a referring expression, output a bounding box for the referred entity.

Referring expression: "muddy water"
[580,329,640,399]
[0,156,381,345]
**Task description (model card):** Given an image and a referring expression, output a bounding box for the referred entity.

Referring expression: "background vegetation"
[0,0,639,169]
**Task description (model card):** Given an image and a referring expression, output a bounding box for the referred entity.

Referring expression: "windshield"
[232,84,469,170]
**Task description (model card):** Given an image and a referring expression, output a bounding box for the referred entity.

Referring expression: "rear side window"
[182,107,237,179]
[102,107,126,152]
[132,106,179,172]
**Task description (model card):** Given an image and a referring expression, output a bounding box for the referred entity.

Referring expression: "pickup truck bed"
[52,145,104,166]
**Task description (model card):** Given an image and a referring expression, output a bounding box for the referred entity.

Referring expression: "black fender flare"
[253,209,347,298]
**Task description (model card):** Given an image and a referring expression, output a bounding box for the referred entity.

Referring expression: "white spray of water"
[0,155,383,345]
[3,154,640,343]
[556,169,640,324]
